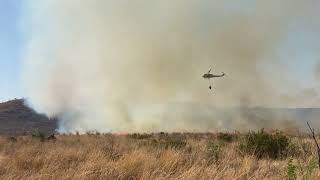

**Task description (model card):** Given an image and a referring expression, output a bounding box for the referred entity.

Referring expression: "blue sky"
[0,0,23,101]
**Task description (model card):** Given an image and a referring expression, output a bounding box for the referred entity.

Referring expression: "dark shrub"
[31,129,46,142]
[158,132,169,139]
[146,136,187,150]
[164,137,187,149]
[7,137,17,142]
[239,129,290,159]
[128,133,152,139]
[46,134,57,141]
[217,132,236,143]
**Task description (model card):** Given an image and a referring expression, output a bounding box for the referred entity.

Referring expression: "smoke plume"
[22,1,320,132]
[315,62,320,81]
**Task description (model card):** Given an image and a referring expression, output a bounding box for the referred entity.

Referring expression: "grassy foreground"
[0,131,319,180]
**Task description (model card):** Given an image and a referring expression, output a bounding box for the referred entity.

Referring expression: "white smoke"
[21,0,320,132]
[315,62,320,81]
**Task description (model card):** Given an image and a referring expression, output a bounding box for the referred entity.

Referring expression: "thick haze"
[22,1,320,132]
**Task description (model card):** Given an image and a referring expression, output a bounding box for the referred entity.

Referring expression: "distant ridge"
[0,99,57,136]
[0,99,319,134]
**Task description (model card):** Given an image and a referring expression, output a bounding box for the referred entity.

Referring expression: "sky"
[0,0,23,101]
[0,0,319,105]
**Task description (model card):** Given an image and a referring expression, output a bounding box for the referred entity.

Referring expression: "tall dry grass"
[0,132,319,180]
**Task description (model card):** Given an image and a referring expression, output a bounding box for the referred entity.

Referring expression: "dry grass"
[0,132,319,180]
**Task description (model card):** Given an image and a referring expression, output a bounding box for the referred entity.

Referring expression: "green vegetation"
[31,129,46,142]
[239,129,290,159]
[128,133,152,139]
[217,132,236,143]
[287,158,297,180]
[206,140,221,164]
[142,135,187,150]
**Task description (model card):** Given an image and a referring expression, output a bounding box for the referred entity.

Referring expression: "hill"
[0,99,319,135]
[0,99,57,136]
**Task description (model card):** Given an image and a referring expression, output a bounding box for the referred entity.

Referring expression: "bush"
[146,136,187,150]
[128,133,152,139]
[287,158,297,180]
[304,158,318,179]
[7,137,17,142]
[31,129,46,142]
[206,140,221,164]
[239,129,290,159]
[217,132,236,143]
[164,137,187,149]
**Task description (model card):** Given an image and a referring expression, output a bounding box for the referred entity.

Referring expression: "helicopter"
[202,68,225,89]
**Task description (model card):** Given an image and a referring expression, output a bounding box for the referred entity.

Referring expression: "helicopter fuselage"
[202,73,225,79]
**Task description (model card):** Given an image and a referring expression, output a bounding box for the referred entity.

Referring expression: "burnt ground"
[0,99,57,136]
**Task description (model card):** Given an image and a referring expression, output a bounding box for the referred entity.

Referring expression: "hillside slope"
[0,99,56,135]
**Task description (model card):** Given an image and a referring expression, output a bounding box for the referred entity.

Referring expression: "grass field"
[0,131,319,180]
